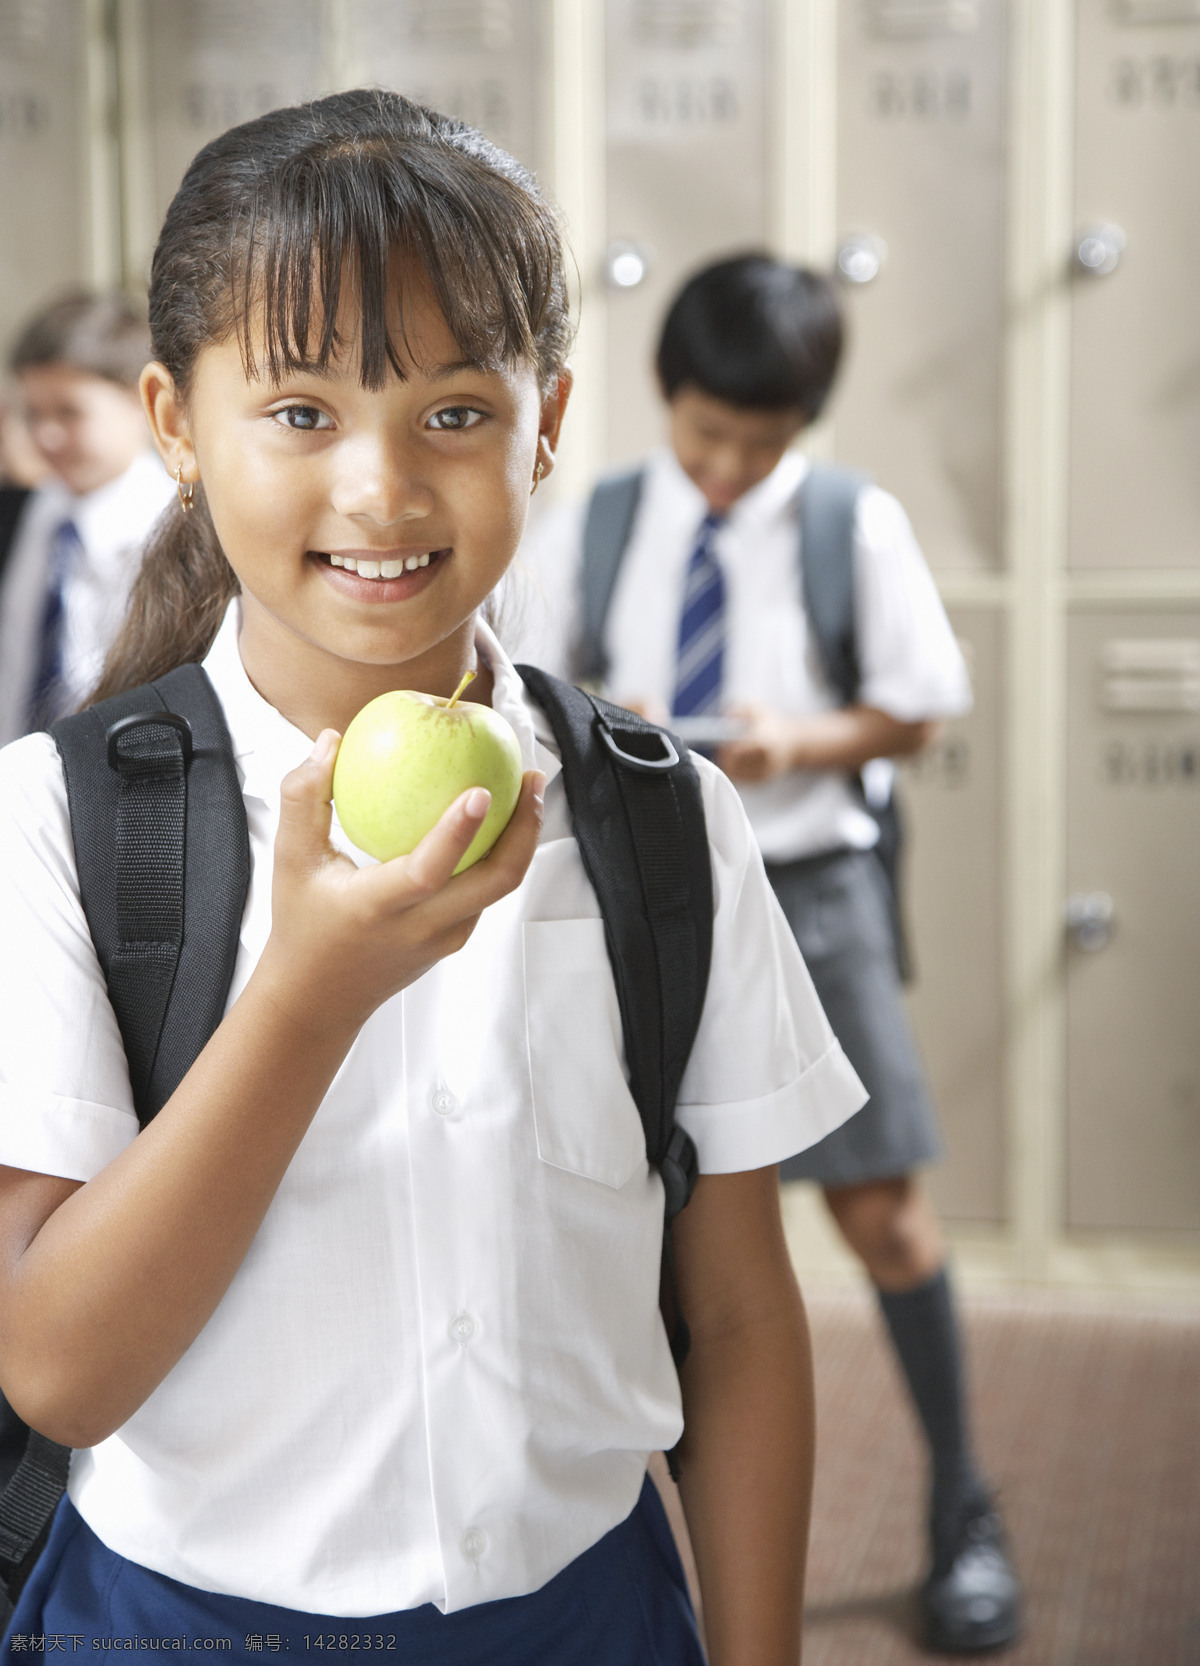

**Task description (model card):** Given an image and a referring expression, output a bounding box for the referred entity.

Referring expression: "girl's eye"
[273,405,333,432]
[428,406,484,432]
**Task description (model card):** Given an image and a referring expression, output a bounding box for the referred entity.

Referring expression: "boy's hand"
[717,703,804,782]
[260,728,545,1033]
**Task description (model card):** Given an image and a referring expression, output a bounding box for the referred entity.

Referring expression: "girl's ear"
[533,369,573,485]
[140,361,197,486]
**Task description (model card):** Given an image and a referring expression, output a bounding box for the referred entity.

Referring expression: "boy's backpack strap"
[574,468,645,685]
[516,666,713,1364]
[797,463,870,708]
[51,663,251,1127]
[0,487,30,589]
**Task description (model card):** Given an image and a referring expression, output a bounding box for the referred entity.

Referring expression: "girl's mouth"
[312,547,449,597]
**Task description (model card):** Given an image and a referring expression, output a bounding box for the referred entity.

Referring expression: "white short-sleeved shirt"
[0,451,174,746]
[514,447,972,863]
[0,602,865,1617]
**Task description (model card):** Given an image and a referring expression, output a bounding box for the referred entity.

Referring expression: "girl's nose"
[330,438,434,527]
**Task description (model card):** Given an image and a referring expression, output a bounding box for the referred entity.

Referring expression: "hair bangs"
[234,139,551,391]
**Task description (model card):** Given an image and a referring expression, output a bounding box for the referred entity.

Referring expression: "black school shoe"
[922,1497,1023,1654]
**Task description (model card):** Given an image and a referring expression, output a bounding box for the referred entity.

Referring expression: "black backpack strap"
[52,663,251,1125]
[0,487,31,589]
[573,468,644,685]
[516,667,712,1382]
[0,667,253,1607]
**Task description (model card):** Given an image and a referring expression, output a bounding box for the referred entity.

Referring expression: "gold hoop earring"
[530,458,546,496]
[175,464,195,514]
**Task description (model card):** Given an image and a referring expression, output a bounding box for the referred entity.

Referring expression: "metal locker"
[1065,609,1200,1235]
[901,608,1006,1223]
[603,0,771,464]
[0,0,91,351]
[338,0,545,173]
[124,0,327,283]
[1069,0,1200,570]
[833,0,1010,572]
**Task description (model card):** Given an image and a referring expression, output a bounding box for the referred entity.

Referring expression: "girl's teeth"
[381,559,404,579]
[331,552,440,578]
[418,552,430,567]
[357,560,381,578]
[330,553,345,567]
[404,555,420,571]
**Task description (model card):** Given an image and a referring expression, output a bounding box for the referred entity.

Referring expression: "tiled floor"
[658,1282,1200,1665]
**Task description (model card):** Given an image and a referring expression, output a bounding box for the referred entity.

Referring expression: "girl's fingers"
[367,770,545,921]
[399,786,494,896]
[275,730,341,871]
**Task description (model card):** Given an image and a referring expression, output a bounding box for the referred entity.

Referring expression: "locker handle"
[1065,892,1115,953]
[1074,224,1125,278]
[837,233,888,286]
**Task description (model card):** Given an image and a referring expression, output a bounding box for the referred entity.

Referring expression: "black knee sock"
[875,1266,989,1532]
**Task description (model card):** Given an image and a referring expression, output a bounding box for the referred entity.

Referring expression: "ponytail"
[90,494,238,703]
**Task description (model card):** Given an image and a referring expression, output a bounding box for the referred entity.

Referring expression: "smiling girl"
[0,91,863,1663]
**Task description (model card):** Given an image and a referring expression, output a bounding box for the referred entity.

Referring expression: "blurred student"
[0,291,172,744]
[518,255,1022,1655]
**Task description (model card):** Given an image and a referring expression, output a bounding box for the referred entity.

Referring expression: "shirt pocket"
[523,918,647,1189]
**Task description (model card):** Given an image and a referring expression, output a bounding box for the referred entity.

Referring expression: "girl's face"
[144,273,568,728]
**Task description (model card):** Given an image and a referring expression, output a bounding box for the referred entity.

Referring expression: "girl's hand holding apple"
[258,726,545,1037]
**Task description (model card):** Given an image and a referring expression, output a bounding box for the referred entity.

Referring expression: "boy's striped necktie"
[672,509,726,718]
[26,516,82,733]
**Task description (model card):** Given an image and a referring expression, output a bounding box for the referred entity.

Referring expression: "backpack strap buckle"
[660,1123,698,1221]
[595,713,680,774]
[106,711,194,774]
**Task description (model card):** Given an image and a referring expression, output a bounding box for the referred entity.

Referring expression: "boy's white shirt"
[0,599,864,1617]
[0,449,174,746]
[513,446,973,863]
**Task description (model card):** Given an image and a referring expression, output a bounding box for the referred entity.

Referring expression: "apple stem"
[445,668,477,710]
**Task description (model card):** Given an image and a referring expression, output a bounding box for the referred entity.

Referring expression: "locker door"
[834,0,1010,572]
[1065,611,1200,1235]
[339,0,545,173]
[0,0,89,350]
[127,0,327,280]
[1069,0,1200,571]
[902,608,1006,1223]
[604,0,771,465]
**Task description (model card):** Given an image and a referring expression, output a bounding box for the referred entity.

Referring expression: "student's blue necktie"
[672,510,726,718]
[26,517,82,733]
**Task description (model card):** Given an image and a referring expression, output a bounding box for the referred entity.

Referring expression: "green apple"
[332,683,523,873]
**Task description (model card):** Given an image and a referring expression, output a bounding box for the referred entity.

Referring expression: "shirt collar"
[201,599,563,809]
[68,451,173,559]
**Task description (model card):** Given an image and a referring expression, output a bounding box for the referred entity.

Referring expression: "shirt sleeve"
[0,734,138,1180]
[506,499,587,677]
[676,761,867,1173]
[853,486,973,722]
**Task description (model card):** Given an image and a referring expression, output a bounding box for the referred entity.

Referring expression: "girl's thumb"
[276,729,340,862]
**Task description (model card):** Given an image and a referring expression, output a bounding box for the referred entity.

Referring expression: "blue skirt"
[3,1479,703,1663]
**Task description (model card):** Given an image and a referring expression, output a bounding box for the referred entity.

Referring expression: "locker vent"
[1101,640,1200,713]
[391,0,514,51]
[0,0,51,55]
[864,0,980,37]
[1113,0,1200,22]
[631,0,739,49]
[173,0,316,52]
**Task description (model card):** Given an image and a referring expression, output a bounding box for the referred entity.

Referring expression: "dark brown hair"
[9,289,150,389]
[94,88,572,702]
[656,254,844,421]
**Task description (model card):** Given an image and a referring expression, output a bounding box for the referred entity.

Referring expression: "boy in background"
[518,255,1022,1655]
[0,290,172,744]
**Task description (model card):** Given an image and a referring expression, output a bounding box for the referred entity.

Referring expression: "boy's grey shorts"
[766,849,941,1188]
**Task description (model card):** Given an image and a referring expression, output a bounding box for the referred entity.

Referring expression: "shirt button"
[460,1527,486,1562]
[431,1087,458,1118]
[449,1312,476,1346]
